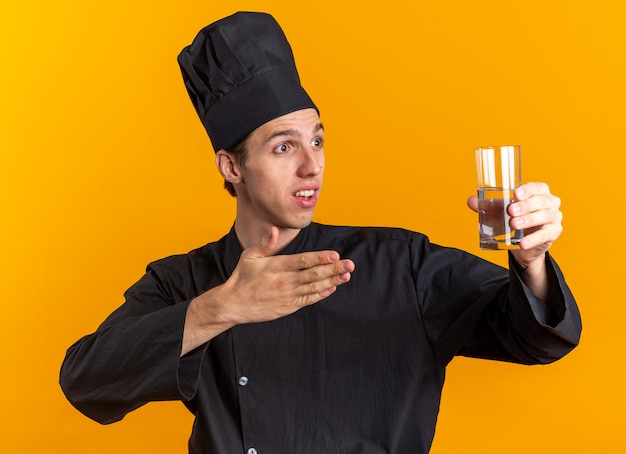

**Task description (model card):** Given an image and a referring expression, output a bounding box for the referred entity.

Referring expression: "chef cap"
[178,11,318,152]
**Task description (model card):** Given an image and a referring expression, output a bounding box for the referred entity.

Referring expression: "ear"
[215,150,242,185]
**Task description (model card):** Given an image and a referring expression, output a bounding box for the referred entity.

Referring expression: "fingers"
[250,226,279,259]
[273,250,355,308]
[508,182,563,250]
[297,257,355,287]
[287,250,354,287]
[238,229,355,311]
[513,182,550,201]
[467,195,478,212]
[509,182,561,224]
[509,196,561,229]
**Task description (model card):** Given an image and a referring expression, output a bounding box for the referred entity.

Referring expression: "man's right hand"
[181,227,355,355]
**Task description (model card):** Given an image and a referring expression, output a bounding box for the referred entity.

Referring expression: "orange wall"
[1,1,624,452]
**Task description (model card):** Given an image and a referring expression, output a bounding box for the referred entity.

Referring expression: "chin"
[288,216,314,230]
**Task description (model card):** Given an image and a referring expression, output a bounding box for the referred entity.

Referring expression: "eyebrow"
[262,122,324,145]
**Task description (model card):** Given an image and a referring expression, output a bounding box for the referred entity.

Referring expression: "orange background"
[2,0,624,452]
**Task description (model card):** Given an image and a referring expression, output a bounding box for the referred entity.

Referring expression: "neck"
[233,219,303,251]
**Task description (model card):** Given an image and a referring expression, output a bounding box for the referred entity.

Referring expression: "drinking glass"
[475,145,523,250]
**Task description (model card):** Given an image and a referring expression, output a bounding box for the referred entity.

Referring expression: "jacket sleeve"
[413,238,582,367]
[59,263,209,424]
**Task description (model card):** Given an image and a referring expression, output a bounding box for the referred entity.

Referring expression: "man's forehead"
[253,109,323,141]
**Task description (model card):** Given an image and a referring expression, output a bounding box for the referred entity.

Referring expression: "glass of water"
[475,145,523,250]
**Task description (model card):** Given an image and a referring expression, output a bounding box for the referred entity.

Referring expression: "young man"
[60,12,581,454]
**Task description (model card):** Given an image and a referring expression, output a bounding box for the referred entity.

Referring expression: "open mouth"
[294,189,315,198]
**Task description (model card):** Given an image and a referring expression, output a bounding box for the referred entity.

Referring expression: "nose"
[297,147,324,177]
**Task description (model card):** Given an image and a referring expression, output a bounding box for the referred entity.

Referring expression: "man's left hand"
[467,182,563,268]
